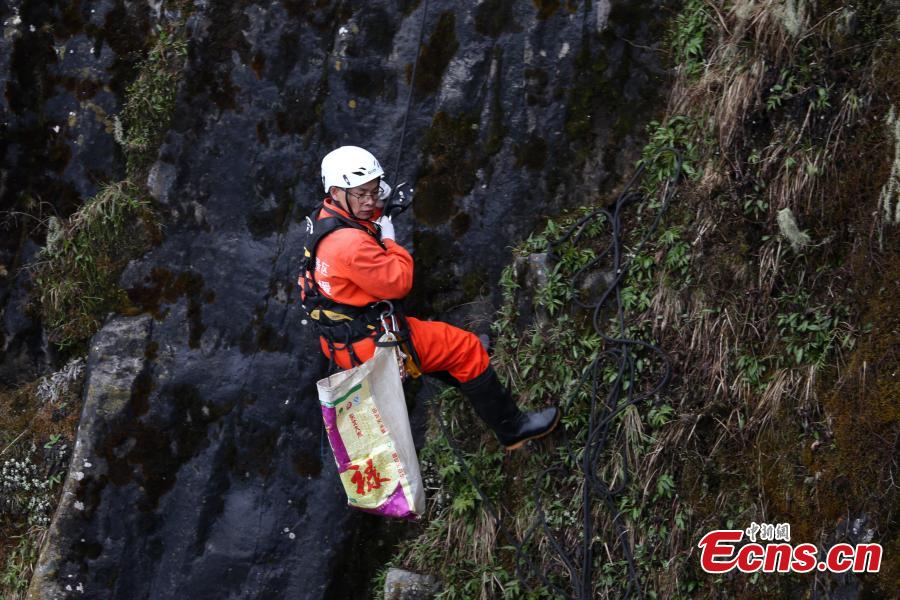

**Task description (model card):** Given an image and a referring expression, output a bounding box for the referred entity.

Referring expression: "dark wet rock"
[0,240,49,386]
[514,252,553,326]
[578,269,617,301]
[1,0,137,381]
[7,1,676,598]
[809,514,877,600]
[384,568,441,599]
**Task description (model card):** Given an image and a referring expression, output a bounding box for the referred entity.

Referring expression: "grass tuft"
[116,23,188,176]
[29,182,159,349]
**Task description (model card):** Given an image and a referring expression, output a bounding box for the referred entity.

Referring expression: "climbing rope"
[378,1,685,595]
[385,0,431,217]
[434,150,683,599]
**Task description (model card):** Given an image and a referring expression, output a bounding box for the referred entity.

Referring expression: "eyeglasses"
[345,183,381,202]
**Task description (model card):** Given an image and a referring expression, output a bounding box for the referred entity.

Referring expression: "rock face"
[29,315,153,600]
[384,568,441,599]
[4,1,673,598]
[1,0,133,385]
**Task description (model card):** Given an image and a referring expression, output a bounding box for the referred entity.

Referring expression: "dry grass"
[612,0,894,594]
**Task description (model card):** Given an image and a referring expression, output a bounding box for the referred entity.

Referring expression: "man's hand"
[375,215,395,241]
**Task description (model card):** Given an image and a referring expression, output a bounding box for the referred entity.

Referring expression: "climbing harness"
[298,207,421,375]
[432,150,684,599]
[302,0,436,374]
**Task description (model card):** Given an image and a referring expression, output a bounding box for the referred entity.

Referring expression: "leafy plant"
[735,353,769,391]
[0,536,39,596]
[669,0,710,79]
[637,116,701,195]
[766,70,799,111]
[774,291,852,368]
[811,85,831,111]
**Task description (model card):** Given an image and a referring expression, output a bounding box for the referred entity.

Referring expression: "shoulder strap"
[300,206,387,298]
[320,205,387,250]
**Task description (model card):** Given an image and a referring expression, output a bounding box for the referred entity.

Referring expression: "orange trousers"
[319,316,490,383]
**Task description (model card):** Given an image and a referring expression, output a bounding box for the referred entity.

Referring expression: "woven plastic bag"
[316,335,425,519]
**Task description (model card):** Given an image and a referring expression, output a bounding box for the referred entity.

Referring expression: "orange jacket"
[305,198,414,307]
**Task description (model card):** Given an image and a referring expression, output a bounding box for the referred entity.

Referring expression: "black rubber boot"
[460,366,561,451]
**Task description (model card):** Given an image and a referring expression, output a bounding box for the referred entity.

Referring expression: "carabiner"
[378,299,395,332]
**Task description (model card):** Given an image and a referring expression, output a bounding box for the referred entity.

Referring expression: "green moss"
[250,51,265,79]
[565,3,663,170]
[345,7,396,58]
[282,0,355,33]
[475,0,515,38]
[247,189,296,239]
[255,323,288,353]
[91,384,234,511]
[565,35,613,143]
[130,363,155,417]
[514,133,548,171]
[275,75,329,137]
[414,111,479,226]
[125,268,212,349]
[450,212,471,237]
[406,230,460,316]
[524,66,549,106]
[408,10,458,98]
[398,0,422,16]
[292,451,322,477]
[532,0,561,20]
[342,65,387,99]
[460,269,488,299]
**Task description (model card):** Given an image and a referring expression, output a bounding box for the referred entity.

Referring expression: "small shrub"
[669,0,710,79]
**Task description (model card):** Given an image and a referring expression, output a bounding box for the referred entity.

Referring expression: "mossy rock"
[407,10,458,99]
[414,111,479,227]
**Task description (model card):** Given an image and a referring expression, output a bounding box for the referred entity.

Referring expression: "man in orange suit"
[299,146,559,450]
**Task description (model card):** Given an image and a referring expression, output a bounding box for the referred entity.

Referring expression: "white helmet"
[321,146,385,192]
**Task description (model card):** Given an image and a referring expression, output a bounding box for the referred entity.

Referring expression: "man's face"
[333,179,380,220]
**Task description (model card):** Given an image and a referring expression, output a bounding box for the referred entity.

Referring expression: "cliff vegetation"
[0,10,189,598]
[379,0,899,597]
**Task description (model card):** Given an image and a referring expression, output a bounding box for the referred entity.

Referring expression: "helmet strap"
[331,188,359,219]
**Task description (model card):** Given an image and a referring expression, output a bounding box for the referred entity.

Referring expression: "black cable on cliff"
[435,149,683,598]
[385,0,430,217]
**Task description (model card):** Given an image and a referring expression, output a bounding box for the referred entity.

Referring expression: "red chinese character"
[347,458,390,496]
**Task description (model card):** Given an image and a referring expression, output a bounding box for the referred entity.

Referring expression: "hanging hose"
[433,149,683,598]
